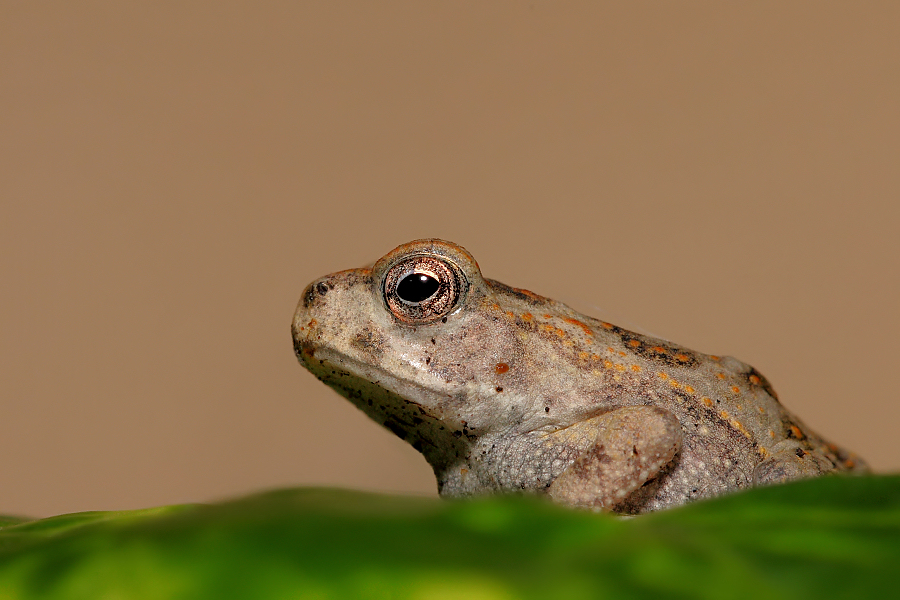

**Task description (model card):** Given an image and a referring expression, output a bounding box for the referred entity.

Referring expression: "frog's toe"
[752,447,836,485]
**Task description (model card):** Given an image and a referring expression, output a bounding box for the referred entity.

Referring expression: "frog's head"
[292,239,530,468]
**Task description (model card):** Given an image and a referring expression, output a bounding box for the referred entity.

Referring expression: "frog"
[292,239,866,513]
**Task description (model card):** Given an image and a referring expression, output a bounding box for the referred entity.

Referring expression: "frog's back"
[485,278,865,512]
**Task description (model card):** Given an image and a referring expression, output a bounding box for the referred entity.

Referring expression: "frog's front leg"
[547,406,682,510]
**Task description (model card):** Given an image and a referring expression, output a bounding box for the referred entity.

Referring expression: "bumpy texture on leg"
[548,406,682,510]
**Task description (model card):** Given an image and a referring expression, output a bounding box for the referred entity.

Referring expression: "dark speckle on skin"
[382,417,407,439]
[617,330,700,368]
[352,328,385,358]
[302,285,318,308]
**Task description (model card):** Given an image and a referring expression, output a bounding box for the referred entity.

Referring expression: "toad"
[292,239,865,513]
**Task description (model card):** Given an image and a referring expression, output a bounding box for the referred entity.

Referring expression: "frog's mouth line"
[299,345,460,423]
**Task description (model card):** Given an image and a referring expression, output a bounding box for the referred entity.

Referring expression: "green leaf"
[0,475,897,599]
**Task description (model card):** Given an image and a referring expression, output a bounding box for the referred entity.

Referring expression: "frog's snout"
[292,277,333,361]
[293,268,376,365]
[299,268,373,310]
[300,277,333,310]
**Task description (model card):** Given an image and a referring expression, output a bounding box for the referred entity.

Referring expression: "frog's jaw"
[296,344,470,470]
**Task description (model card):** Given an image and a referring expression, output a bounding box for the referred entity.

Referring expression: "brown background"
[2,2,898,517]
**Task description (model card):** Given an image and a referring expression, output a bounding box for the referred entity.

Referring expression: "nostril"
[302,279,332,308]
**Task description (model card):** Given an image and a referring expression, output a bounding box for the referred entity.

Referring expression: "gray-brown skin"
[292,239,866,513]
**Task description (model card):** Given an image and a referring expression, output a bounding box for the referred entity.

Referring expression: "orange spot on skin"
[716,373,726,380]
[627,339,641,348]
[631,364,641,372]
[618,351,626,357]
[758,447,770,458]
[495,362,509,374]
[522,313,533,321]
[614,363,625,372]
[307,319,317,327]
[651,346,667,354]
[564,317,594,337]
[657,372,668,380]
[592,354,601,362]
[731,386,741,394]
[607,347,616,354]
[669,379,681,389]
[730,419,751,439]
[555,327,566,338]
[684,385,695,394]
[674,353,690,362]
[731,419,750,438]
[719,410,730,419]
[543,314,553,319]
[702,397,713,407]
[460,468,468,476]
[749,374,761,385]
[790,425,805,440]
[505,311,515,318]
[757,406,765,414]
[600,321,614,329]
[603,360,613,368]
[578,351,590,360]
[844,459,856,469]
[710,355,720,361]
[768,430,776,439]
[303,347,315,357]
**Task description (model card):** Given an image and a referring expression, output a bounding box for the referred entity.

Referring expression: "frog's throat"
[300,346,470,468]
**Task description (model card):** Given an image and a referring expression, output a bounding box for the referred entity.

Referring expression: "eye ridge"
[396,273,440,304]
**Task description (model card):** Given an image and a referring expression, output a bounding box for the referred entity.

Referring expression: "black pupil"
[396,273,440,303]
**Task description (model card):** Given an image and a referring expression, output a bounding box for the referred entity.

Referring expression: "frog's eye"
[396,273,440,303]
[383,255,466,324]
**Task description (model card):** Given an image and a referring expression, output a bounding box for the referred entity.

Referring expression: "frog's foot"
[752,441,843,485]
[825,442,869,473]
[547,406,682,510]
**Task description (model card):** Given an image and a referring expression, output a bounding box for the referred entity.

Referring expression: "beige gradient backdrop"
[2,2,898,517]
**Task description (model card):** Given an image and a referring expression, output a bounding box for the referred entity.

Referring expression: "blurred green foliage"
[0,475,897,599]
